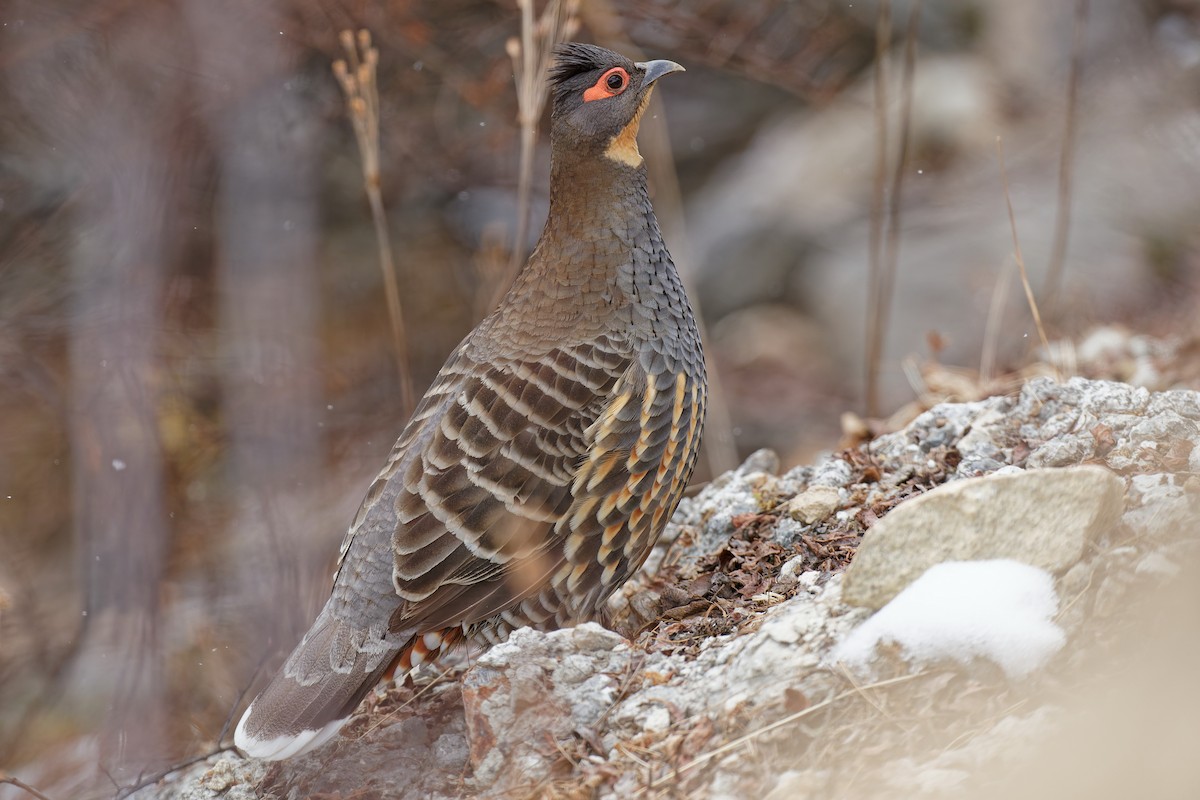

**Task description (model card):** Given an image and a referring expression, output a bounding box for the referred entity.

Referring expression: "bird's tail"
[234,609,402,761]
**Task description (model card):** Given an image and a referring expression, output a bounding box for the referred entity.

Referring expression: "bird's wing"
[556,352,707,615]
[332,334,676,634]
[388,338,630,629]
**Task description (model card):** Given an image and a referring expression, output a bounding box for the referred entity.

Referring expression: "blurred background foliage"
[1,0,1199,794]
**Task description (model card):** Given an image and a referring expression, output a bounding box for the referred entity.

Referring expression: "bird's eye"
[583,67,630,102]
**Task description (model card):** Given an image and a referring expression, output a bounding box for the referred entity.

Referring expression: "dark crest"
[549,42,618,87]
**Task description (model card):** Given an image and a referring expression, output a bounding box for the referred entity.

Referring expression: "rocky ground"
[4,4,1199,796]
[116,363,1200,800]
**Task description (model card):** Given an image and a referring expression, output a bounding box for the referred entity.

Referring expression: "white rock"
[843,465,1126,609]
[641,705,671,733]
[777,555,808,584]
[1077,325,1131,363]
[785,485,841,524]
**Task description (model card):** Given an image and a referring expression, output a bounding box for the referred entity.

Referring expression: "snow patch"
[833,560,1065,679]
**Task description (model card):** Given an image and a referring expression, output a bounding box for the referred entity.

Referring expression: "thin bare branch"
[864,0,892,418]
[111,747,235,800]
[511,0,538,287]
[1043,0,1089,316]
[218,648,271,747]
[334,28,416,416]
[876,0,921,414]
[864,1,916,419]
[0,777,56,800]
[110,650,268,798]
[979,257,1015,383]
[995,136,1055,374]
[493,0,580,311]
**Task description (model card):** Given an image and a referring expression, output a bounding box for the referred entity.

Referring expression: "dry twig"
[108,648,268,798]
[333,29,416,416]
[995,136,1055,374]
[876,0,922,414]
[1043,0,1090,315]
[865,0,922,418]
[979,258,1015,383]
[0,777,56,800]
[864,0,892,418]
[111,747,235,800]
[494,0,580,309]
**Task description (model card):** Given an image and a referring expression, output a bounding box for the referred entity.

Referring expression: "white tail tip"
[234,701,349,761]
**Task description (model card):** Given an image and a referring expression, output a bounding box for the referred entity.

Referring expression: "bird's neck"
[475,149,682,355]
[512,154,659,294]
[542,151,653,246]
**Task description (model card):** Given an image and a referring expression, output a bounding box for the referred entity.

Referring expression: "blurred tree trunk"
[63,31,177,778]
[185,0,326,659]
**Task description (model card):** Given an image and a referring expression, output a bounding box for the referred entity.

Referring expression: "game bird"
[235,42,706,760]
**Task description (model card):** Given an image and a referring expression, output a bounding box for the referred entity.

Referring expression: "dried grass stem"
[334,29,416,415]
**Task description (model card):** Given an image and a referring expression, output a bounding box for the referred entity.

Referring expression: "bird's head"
[548,43,684,168]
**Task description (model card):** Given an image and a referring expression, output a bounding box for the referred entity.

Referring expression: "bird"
[234,42,707,761]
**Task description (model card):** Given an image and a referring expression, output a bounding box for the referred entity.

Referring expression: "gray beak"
[636,59,685,88]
